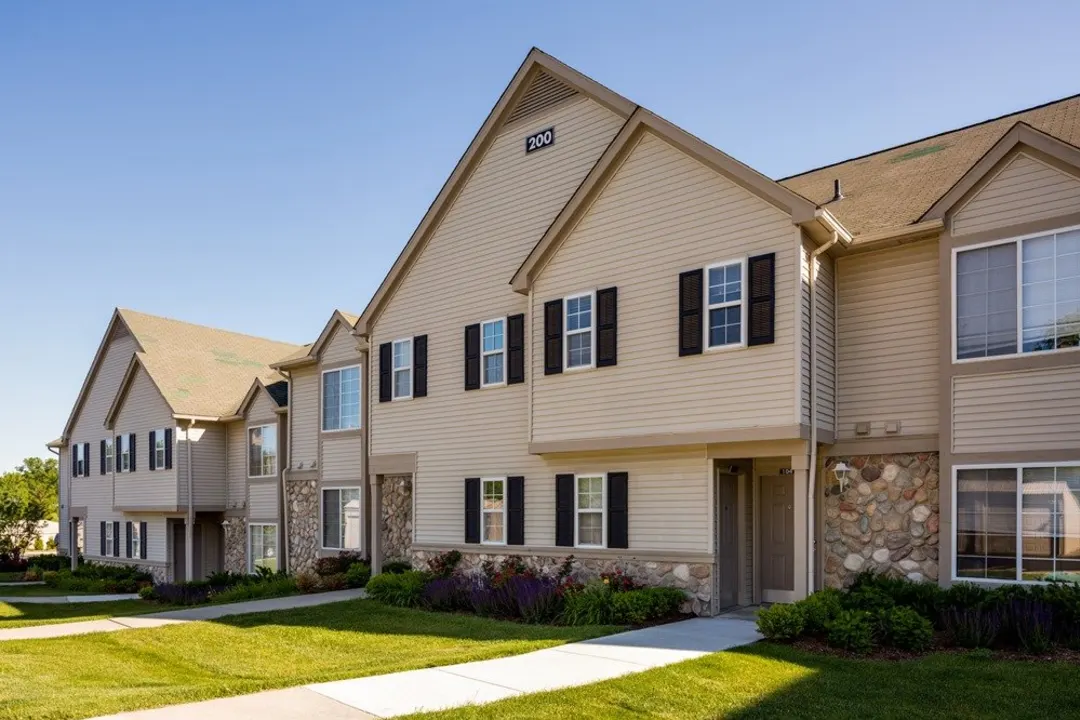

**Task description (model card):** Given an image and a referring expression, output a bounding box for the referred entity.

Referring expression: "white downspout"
[186,419,195,581]
[279,369,291,574]
[808,231,839,596]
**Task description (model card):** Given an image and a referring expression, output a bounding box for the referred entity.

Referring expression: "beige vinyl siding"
[531,130,800,443]
[248,482,278,521]
[249,389,279,423]
[121,515,167,563]
[114,367,177,509]
[322,325,359,366]
[799,241,836,432]
[226,420,246,510]
[953,153,1080,236]
[290,366,319,470]
[321,435,363,484]
[58,447,70,553]
[952,366,1080,453]
[835,240,939,439]
[369,96,629,546]
[177,423,226,508]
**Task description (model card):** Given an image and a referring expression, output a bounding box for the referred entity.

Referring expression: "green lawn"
[0,599,618,720]
[409,643,1080,720]
[0,599,161,629]
[0,584,118,597]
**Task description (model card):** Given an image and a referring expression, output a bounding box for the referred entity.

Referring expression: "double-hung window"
[565,292,594,369]
[249,524,278,573]
[322,488,362,549]
[247,424,277,478]
[322,366,361,431]
[575,474,605,548]
[104,522,114,557]
[956,227,1080,359]
[103,439,114,474]
[706,259,746,349]
[392,339,412,400]
[955,464,1080,583]
[153,429,167,470]
[130,522,141,559]
[481,478,506,544]
[481,319,505,387]
[119,435,130,473]
[73,444,85,477]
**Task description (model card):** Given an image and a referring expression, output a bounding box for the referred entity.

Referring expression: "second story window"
[393,338,412,400]
[248,424,278,478]
[72,444,85,477]
[565,292,594,370]
[707,260,745,349]
[481,319,505,387]
[103,439,114,474]
[118,435,131,472]
[323,366,361,431]
[154,429,167,470]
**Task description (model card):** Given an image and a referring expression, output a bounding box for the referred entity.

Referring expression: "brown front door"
[760,475,794,599]
[715,473,739,610]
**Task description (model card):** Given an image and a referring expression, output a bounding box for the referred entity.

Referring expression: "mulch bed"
[788,636,1080,663]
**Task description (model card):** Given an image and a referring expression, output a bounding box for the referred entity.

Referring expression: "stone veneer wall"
[286,477,318,574]
[410,549,715,616]
[222,519,247,574]
[95,558,169,584]
[381,475,413,561]
[822,453,940,588]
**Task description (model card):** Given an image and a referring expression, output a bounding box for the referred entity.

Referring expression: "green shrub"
[797,588,844,635]
[426,550,462,578]
[611,587,685,625]
[40,570,58,586]
[844,586,896,614]
[138,585,155,600]
[366,570,427,607]
[345,562,371,588]
[828,609,876,653]
[314,552,364,577]
[295,572,321,594]
[756,603,806,642]
[382,560,413,575]
[944,582,990,610]
[33,537,44,551]
[877,606,934,651]
[319,573,348,592]
[212,576,296,604]
[562,582,615,626]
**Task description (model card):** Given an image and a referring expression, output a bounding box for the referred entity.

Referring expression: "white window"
[249,524,278,573]
[73,444,85,477]
[955,227,1080,360]
[481,478,506,545]
[565,293,594,369]
[103,439,114,474]
[104,522,114,557]
[954,464,1080,583]
[706,259,746,349]
[247,424,278,478]
[130,522,141,559]
[481,319,505,387]
[575,474,605,548]
[119,435,131,473]
[322,488,362,550]
[392,338,412,400]
[154,429,167,470]
[322,365,361,431]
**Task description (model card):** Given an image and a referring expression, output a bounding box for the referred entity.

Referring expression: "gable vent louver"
[504,70,577,126]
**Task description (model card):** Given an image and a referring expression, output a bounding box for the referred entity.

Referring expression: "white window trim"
[153,428,167,471]
[73,444,84,478]
[119,435,130,473]
[574,473,606,549]
[247,523,279,574]
[480,318,507,388]
[104,522,114,557]
[392,338,413,400]
[104,438,114,474]
[952,224,1080,364]
[320,486,363,551]
[564,290,596,371]
[129,522,140,559]
[480,476,508,546]
[247,424,278,479]
[951,461,1080,585]
[704,257,748,352]
[321,365,362,432]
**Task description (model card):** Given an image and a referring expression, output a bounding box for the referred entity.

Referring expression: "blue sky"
[2,1,1079,470]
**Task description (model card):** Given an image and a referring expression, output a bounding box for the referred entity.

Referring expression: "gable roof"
[779,93,1080,238]
[271,309,363,370]
[234,377,289,420]
[354,48,636,336]
[511,107,820,292]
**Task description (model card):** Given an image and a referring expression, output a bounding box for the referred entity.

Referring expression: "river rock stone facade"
[410,549,714,615]
[286,476,318,574]
[95,559,168,584]
[381,475,413,562]
[822,453,940,588]
[222,518,247,574]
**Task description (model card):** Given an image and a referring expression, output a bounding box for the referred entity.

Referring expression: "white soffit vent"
[505,70,577,126]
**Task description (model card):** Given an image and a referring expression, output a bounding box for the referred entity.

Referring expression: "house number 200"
[525,127,555,153]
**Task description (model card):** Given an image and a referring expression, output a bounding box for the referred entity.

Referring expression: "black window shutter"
[140,522,148,559]
[747,252,776,346]
[464,477,481,544]
[113,521,120,557]
[679,269,704,356]
[413,334,428,397]
[71,446,77,479]
[464,324,480,390]
[507,476,525,545]
[607,472,629,549]
[507,314,525,385]
[100,521,106,556]
[126,522,133,558]
[149,430,157,471]
[164,428,173,469]
[378,342,392,402]
[115,436,122,472]
[555,473,574,547]
[100,440,106,475]
[129,433,136,471]
[596,287,618,367]
[544,299,563,375]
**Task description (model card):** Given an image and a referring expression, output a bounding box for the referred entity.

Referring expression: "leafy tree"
[0,457,57,561]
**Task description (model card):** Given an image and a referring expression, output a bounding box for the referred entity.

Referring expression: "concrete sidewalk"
[0,593,139,604]
[0,589,366,642]
[93,615,762,719]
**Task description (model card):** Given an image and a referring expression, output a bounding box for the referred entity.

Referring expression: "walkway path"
[0,589,366,642]
[93,615,762,719]
[0,593,140,604]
